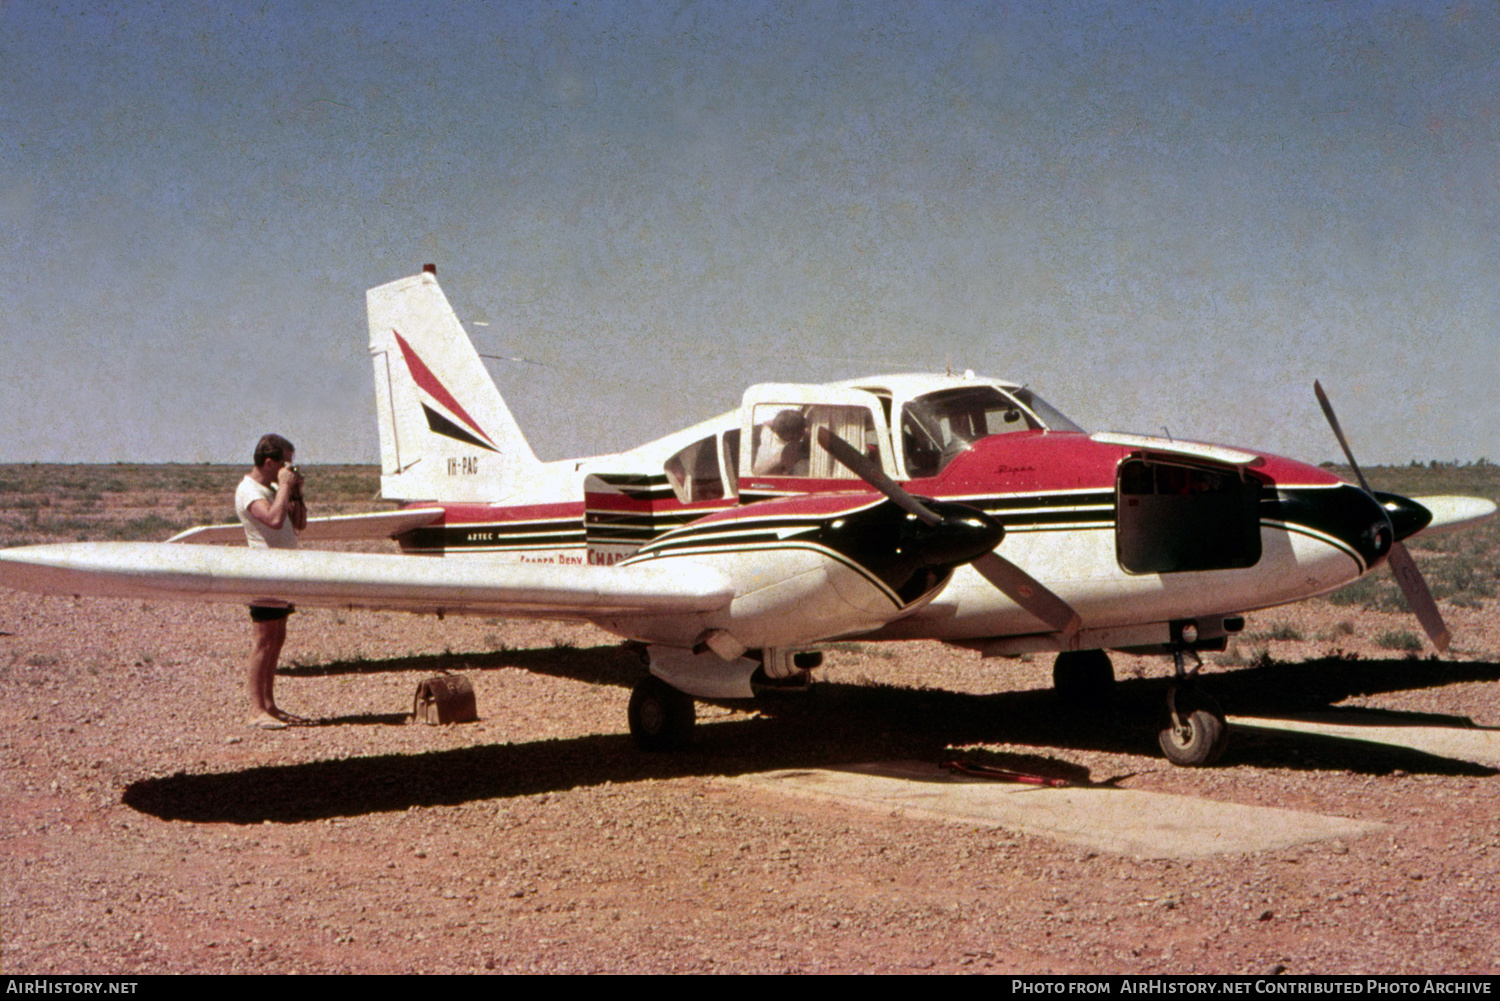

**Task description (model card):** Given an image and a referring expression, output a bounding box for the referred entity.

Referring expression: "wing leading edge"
[0,543,733,619]
[166,508,445,545]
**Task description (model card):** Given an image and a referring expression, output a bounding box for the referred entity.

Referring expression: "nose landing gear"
[1157,644,1228,767]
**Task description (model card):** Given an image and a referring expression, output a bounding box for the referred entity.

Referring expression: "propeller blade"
[1386,542,1451,652]
[972,552,1082,638]
[1314,380,1451,651]
[1313,380,1374,494]
[816,426,1082,638]
[814,426,941,526]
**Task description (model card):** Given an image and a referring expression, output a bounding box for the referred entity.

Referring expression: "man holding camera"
[235,433,308,729]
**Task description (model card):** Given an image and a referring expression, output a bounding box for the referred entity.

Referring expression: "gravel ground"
[2,590,1497,975]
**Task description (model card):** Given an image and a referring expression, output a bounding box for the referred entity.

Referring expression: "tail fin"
[367,269,540,503]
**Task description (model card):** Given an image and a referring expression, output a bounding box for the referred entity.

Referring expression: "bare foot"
[271,708,311,725]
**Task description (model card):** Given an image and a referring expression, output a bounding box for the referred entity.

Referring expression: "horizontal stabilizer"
[0,542,733,619]
[167,508,445,545]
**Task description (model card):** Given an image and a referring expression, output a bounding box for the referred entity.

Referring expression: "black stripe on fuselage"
[587,473,675,502]
[919,489,1116,532]
[1260,483,1388,571]
[401,519,584,553]
[883,485,1381,571]
[401,484,1381,571]
[585,472,722,546]
[633,498,962,607]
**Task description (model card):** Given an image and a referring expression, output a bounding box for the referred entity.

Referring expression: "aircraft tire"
[1052,649,1115,705]
[628,675,696,752]
[1157,689,1227,767]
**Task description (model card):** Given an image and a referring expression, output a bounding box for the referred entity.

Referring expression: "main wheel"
[1053,649,1115,705]
[1157,688,1228,767]
[628,676,696,752]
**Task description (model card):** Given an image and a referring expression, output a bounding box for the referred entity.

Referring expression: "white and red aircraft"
[2,266,1493,765]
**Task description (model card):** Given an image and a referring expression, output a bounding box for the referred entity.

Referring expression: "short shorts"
[248,604,295,623]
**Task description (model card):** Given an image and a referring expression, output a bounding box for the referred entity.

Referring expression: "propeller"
[1314,381,1450,652]
[815,427,1081,638]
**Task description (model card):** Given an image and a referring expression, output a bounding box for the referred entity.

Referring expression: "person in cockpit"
[751,408,809,476]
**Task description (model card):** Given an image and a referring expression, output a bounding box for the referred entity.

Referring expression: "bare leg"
[248,618,288,727]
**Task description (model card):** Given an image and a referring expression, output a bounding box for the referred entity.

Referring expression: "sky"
[2,1,1497,466]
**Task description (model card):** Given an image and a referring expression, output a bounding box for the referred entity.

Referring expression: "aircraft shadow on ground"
[278,644,643,687]
[307,712,411,727]
[1205,654,1500,718]
[122,653,1498,824]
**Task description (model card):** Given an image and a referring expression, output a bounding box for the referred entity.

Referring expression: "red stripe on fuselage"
[399,435,1347,534]
[924,432,1345,495]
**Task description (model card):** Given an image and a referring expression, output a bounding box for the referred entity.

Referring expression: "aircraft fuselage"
[388,429,1395,657]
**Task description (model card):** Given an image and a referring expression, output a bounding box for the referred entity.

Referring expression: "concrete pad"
[734,761,1384,858]
[1230,715,1500,768]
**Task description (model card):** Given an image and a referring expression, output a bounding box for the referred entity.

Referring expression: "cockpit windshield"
[901,386,1084,478]
[1010,388,1084,435]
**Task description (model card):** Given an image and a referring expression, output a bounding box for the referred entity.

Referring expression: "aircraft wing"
[166,508,445,545]
[0,542,733,619]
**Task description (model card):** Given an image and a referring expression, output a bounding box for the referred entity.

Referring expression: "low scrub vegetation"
[1374,629,1424,653]
[0,463,389,546]
[1247,622,1304,642]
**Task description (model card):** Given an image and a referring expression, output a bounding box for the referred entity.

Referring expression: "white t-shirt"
[751,423,798,476]
[236,475,299,550]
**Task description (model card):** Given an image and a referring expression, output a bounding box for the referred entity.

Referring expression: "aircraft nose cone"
[919,503,1006,568]
[1374,492,1434,543]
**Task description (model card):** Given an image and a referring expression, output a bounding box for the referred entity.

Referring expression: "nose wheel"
[1158,685,1227,766]
[1157,646,1228,766]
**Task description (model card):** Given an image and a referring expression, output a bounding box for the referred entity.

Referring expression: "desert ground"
[1,463,1496,974]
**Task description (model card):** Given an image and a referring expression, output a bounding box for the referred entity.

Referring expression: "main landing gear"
[1157,644,1228,767]
[629,643,1230,765]
[627,675,696,752]
[1052,649,1116,705]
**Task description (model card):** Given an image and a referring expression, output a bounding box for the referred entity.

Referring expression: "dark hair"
[254,434,295,468]
[770,409,807,440]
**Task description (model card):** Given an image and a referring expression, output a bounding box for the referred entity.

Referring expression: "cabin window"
[749,404,880,479]
[1116,458,1262,574]
[722,428,740,485]
[901,386,1039,478]
[664,434,726,502]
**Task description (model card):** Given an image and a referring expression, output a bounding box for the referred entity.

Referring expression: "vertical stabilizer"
[368,269,540,502]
